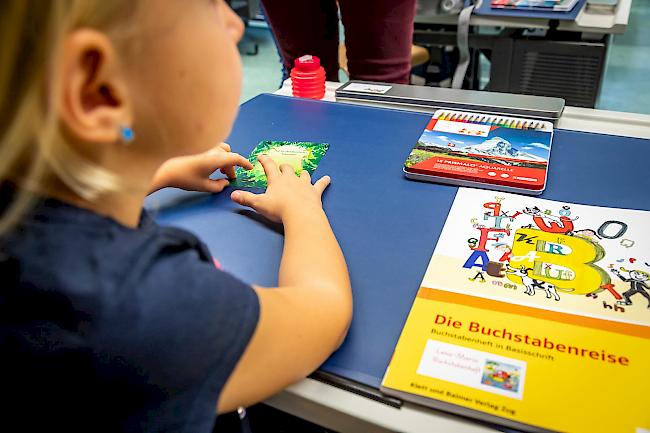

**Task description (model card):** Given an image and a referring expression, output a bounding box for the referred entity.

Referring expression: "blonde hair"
[0,0,138,234]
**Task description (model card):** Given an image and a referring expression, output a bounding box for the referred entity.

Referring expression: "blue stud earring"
[120,125,135,144]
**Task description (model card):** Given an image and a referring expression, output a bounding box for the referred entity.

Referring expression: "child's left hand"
[150,143,253,193]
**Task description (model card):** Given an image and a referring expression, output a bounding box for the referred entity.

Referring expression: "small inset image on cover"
[481,360,522,393]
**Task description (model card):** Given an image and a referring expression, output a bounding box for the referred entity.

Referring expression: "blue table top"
[151,94,650,389]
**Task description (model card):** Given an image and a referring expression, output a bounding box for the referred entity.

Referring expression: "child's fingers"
[221,165,237,180]
[299,170,311,182]
[221,165,237,179]
[257,155,279,180]
[215,153,253,172]
[219,155,251,179]
[203,178,230,193]
[313,175,331,195]
[216,142,231,152]
[230,190,259,208]
[208,143,229,155]
[279,164,295,175]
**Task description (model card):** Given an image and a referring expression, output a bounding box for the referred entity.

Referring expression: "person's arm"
[612,269,630,282]
[217,155,352,413]
[149,143,253,193]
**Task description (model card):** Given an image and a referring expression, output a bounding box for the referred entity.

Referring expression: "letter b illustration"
[509,228,609,294]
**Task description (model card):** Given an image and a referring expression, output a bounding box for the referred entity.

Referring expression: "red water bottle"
[291,55,326,100]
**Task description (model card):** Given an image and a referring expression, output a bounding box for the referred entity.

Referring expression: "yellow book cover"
[381,188,650,433]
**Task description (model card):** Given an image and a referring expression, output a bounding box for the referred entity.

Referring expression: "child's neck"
[42,162,157,228]
[49,185,149,228]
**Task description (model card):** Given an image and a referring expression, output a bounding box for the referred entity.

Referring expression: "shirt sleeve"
[93,235,260,433]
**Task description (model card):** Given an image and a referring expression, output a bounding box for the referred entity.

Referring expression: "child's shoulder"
[5,199,171,280]
[0,200,260,433]
[2,198,249,303]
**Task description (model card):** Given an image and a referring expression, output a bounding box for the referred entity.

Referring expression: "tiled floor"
[239,2,650,114]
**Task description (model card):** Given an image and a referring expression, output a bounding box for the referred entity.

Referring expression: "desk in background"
[413,0,632,108]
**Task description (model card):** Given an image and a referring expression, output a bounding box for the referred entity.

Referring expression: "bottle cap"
[294,55,321,72]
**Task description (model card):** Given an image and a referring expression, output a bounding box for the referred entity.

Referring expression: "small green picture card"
[231,140,330,188]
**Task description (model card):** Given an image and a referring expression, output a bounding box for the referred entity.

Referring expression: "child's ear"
[58,29,132,145]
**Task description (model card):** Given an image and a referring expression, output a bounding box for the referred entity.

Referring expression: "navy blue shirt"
[0,195,260,432]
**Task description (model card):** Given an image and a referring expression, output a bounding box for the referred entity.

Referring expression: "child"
[0,1,352,432]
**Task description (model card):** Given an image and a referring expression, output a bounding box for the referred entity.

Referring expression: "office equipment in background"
[585,0,618,13]
[413,0,622,108]
[491,0,580,11]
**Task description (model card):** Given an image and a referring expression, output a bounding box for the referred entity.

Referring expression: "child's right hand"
[222,159,350,415]
[230,155,330,223]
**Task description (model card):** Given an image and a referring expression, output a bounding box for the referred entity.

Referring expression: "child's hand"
[151,143,253,193]
[230,155,330,223]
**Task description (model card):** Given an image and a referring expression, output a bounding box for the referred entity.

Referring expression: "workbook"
[403,110,554,195]
[381,188,650,433]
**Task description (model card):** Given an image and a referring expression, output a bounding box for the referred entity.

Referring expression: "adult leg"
[258,2,289,84]
[260,0,340,81]
[338,0,417,84]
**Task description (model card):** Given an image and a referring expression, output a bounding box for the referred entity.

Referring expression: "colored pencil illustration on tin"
[404,112,553,193]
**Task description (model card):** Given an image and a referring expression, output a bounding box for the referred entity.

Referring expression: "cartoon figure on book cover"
[613,267,650,308]
[505,264,560,301]
[426,189,650,327]
[521,206,578,234]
